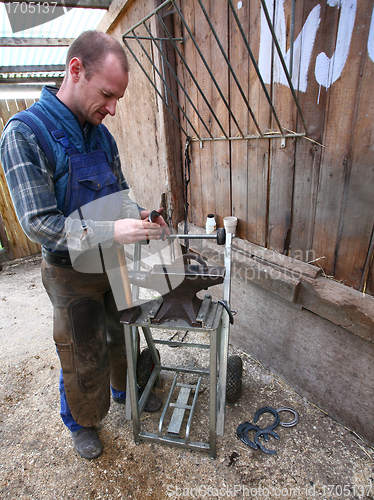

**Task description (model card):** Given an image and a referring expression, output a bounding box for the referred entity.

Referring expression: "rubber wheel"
[136,348,159,390]
[226,355,243,403]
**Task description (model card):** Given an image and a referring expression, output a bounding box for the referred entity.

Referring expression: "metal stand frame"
[121,233,233,459]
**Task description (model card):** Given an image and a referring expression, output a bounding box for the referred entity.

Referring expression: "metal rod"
[138,430,210,451]
[216,232,232,435]
[209,323,217,459]
[228,0,285,136]
[125,241,142,420]
[132,25,201,140]
[123,36,183,41]
[123,324,141,441]
[141,328,162,389]
[259,0,308,135]
[159,365,210,376]
[153,339,210,348]
[142,21,214,139]
[173,1,244,139]
[196,0,263,138]
[185,376,203,442]
[165,233,220,240]
[160,39,168,107]
[138,365,161,414]
[156,12,228,139]
[158,373,179,437]
[122,0,173,37]
[359,224,374,292]
[122,38,189,138]
[190,132,306,142]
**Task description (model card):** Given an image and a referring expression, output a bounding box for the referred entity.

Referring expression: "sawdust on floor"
[0,255,373,500]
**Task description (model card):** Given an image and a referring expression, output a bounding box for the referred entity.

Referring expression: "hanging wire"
[183,136,191,252]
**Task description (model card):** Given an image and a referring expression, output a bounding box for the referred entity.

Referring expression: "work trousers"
[41,259,128,428]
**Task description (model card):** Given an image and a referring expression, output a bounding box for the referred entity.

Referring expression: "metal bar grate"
[122,0,308,142]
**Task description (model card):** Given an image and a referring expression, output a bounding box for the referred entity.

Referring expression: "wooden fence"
[0,98,41,260]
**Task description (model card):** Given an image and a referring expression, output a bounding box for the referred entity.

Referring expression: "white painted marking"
[315,0,357,88]
[368,4,374,63]
[259,0,321,92]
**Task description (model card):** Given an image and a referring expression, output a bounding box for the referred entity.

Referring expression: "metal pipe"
[209,318,217,459]
[216,232,232,435]
[166,233,220,240]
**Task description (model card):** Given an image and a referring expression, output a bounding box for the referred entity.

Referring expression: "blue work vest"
[7,87,123,220]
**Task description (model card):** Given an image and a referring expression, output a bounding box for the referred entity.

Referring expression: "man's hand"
[140,208,171,239]
[113,218,163,244]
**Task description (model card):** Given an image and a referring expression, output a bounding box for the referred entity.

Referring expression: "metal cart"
[120,230,239,459]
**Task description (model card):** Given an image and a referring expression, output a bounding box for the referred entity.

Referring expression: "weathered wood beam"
[0,0,111,8]
[0,212,14,261]
[0,37,74,47]
[96,0,135,33]
[181,223,374,343]
[0,77,63,84]
[1,65,65,73]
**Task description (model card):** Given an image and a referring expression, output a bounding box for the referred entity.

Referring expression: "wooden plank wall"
[177,0,231,230]
[107,0,184,227]
[0,98,41,260]
[172,0,374,296]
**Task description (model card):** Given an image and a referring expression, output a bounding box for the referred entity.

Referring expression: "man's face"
[74,53,129,126]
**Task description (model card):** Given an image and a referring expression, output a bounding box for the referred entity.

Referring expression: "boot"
[70,427,103,459]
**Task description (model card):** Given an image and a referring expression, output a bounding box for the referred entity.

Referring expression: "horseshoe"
[277,407,299,427]
[253,406,280,432]
[236,422,260,449]
[253,407,280,440]
[254,428,280,455]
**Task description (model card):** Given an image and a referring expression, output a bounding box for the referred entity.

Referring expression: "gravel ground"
[0,255,373,500]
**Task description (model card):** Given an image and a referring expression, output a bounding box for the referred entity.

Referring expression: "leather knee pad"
[56,297,110,427]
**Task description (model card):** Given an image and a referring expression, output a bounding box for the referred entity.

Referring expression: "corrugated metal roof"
[0,5,107,97]
[0,5,106,70]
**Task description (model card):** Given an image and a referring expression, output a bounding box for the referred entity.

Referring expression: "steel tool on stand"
[117,214,241,458]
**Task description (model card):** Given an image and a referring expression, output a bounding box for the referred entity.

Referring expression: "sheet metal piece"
[168,386,192,436]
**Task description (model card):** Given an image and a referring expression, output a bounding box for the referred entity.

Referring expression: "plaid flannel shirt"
[0,119,139,253]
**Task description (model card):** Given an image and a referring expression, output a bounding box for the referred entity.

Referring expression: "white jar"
[206,214,216,234]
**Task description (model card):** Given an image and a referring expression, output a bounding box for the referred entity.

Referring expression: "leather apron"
[41,133,127,427]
